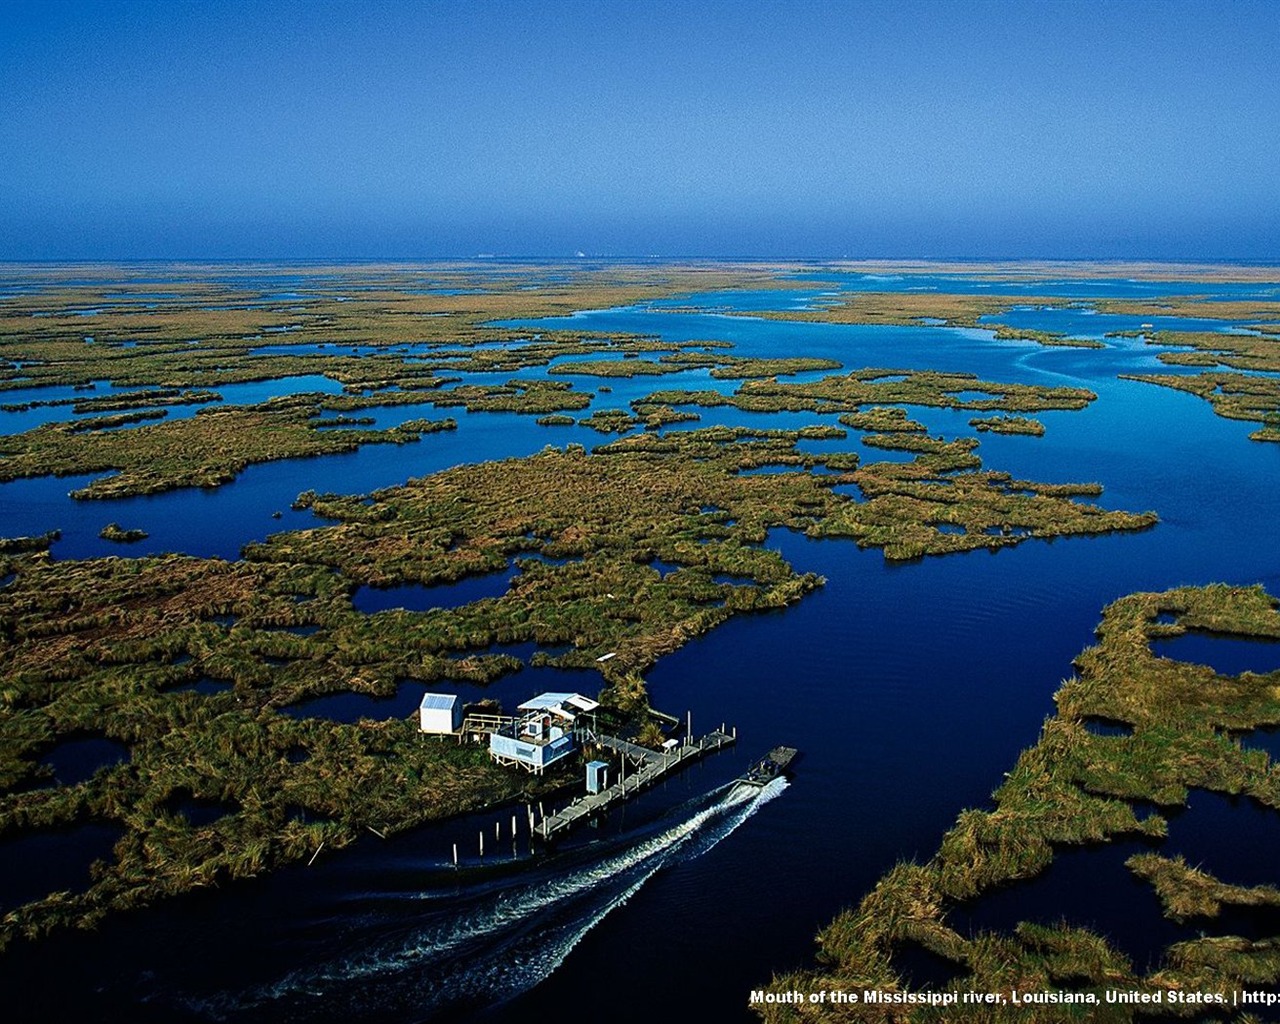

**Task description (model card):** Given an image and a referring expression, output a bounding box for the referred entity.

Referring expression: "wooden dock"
[537,729,736,841]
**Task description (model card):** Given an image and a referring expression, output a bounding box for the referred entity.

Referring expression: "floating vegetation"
[859,433,982,469]
[1136,329,1280,374]
[578,409,644,434]
[535,414,576,427]
[98,523,148,543]
[1127,853,1280,924]
[425,379,593,415]
[0,263,782,395]
[1107,326,1280,443]
[310,415,377,428]
[812,462,1152,561]
[1,387,219,415]
[70,388,220,414]
[699,355,844,379]
[969,415,1046,436]
[550,353,841,380]
[757,584,1280,1019]
[66,409,169,432]
[734,291,1106,348]
[635,404,701,429]
[1098,298,1280,326]
[0,403,457,498]
[838,407,927,433]
[0,532,59,555]
[551,358,686,378]
[0,413,1160,949]
[643,369,1096,418]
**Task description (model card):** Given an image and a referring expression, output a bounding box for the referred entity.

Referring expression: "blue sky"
[2,0,1278,259]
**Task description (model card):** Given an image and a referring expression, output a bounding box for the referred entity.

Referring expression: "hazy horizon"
[3,0,1278,261]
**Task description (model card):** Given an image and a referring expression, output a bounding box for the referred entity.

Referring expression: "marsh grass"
[1127,854,1280,922]
[0,403,456,498]
[738,292,1106,349]
[970,416,1046,437]
[0,418,1158,950]
[97,524,147,543]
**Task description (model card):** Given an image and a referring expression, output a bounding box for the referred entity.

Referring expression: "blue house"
[488,692,599,774]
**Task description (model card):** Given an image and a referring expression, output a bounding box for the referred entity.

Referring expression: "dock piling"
[535,728,736,843]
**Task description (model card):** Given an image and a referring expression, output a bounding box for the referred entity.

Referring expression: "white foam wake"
[200,776,786,1021]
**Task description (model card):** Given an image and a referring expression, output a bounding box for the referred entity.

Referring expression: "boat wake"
[185,776,787,1023]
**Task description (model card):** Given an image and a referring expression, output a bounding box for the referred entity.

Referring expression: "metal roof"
[419,693,458,710]
[517,692,600,713]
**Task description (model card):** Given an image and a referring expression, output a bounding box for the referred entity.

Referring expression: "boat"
[736,745,798,786]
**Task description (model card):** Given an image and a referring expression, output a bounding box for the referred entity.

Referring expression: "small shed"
[419,692,461,734]
[585,760,609,794]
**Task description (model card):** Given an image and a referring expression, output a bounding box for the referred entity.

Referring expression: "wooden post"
[452,842,458,868]
[495,820,500,841]
[479,830,484,857]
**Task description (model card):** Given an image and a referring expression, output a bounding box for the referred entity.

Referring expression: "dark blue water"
[953,838,1185,973]
[950,789,1280,977]
[1162,790,1280,889]
[171,676,235,696]
[1241,728,1280,762]
[39,736,130,786]
[168,795,239,828]
[1153,631,1280,677]
[352,571,514,614]
[279,681,432,723]
[3,265,1280,1022]
[0,823,123,915]
[0,407,556,561]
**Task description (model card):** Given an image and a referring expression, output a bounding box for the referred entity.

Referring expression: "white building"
[488,692,600,774]
[419,692,461,734]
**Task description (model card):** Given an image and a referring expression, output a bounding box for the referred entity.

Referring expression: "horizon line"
[4,254,1280,266]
